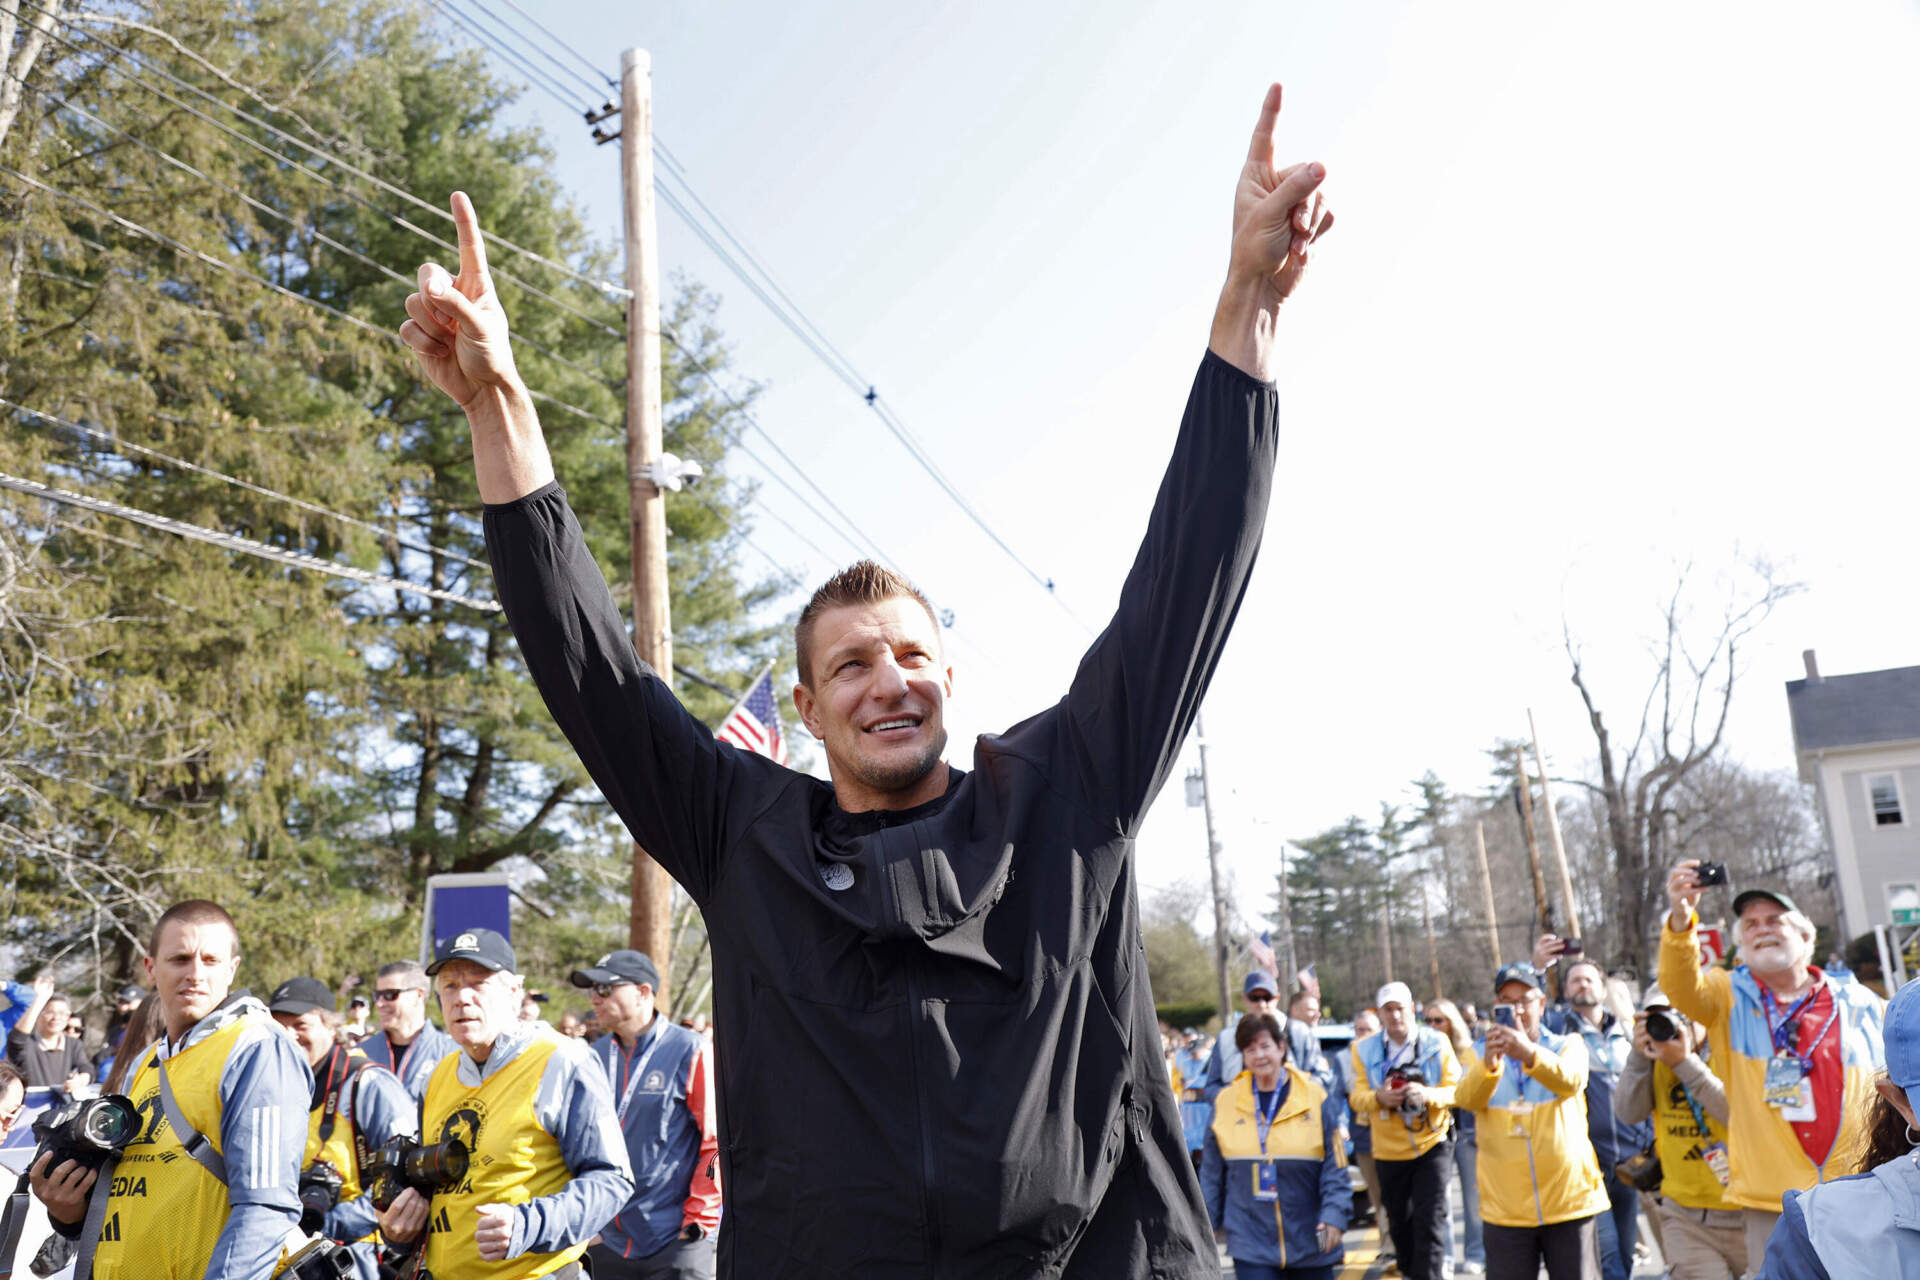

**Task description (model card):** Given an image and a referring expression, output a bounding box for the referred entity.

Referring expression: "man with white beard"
[1659,864,1885,1278]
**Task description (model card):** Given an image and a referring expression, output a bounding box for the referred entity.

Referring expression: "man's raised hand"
[1228,84,1331,305]
[400,192,519,409]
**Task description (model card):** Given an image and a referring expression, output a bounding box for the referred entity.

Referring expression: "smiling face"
[792,595,953,812]
[143,920,240,1041]
[36,998,69,1040]
[1241,1029,1286,1085]
[1740,901,1814,977]
[272,1009,336,1069]
[434,960,522,1059]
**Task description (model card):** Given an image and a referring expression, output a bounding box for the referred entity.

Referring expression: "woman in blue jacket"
[1201,1012,1351,1279]
[1757,976,1920,1279]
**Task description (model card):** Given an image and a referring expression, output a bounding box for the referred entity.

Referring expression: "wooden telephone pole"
[1195,714,1232,1026]
[1474,820,1502,969]
[1529,709,1583,940]
[1513,745,1554,941]
[619,47,673,1002]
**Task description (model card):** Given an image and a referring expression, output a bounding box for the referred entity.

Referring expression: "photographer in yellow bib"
[28,899,313,1279]
[377,928,633,1280]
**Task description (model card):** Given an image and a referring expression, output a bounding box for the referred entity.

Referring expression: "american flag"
[716,665,787,764]
[1249,930,1276,973]
[1296,964,1320,998]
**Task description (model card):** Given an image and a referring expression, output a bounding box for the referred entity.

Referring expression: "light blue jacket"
[1200,1064,1350,1270]
[1758,1152,1920,1280]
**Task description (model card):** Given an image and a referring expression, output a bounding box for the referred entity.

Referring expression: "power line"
[14,0,630,301]
[440,0,611,103]
[475,0,616,92]
[0,470,502,613]
[4,68,619,392]
[12,8,628,339]
[424,0,592,116]
[0,395,492,573]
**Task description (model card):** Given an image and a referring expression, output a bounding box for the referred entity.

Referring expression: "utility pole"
[1474,820,1502,969]
[1528,708,1584,940]
[1513,745,1554,941]
[619,47,674,1003]
[1275,842,1297,993]
[1420,878,1442,1000]
[1378,866,1395,984]
[1195,714,1232,1026]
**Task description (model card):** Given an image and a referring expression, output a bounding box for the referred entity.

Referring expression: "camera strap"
[0,1174,31,1279]
[156,1057,229,1185]
[65,1166,117,1280]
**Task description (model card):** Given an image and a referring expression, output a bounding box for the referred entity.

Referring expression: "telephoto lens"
[366,1134,471,1212]
[1646,1009,1684,1043]
[31,1095,141,1172]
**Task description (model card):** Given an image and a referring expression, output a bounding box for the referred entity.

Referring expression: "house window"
[1869,773,1905,826]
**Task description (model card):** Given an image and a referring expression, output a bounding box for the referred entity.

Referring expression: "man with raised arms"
[398,84,1332,1278]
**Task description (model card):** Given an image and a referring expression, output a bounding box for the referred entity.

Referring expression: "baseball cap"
[267,976,334,1016]
[1243,971,1278,998]
[1493,962,1544,994]
[115,984,144,1004]
[1375,981,1414,1010]
[570,949,661,991]
[1641,986,1671,1011]
[1732,888,1800,918]
[1885,980,1920,1117]
[426,927,516,976]
[348,994,369,1009]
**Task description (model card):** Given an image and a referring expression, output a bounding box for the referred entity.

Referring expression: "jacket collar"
[157,989,269,1060]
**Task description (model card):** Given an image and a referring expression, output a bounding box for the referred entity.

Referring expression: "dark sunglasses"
[591,982,633,998]
[373,988,422,1002]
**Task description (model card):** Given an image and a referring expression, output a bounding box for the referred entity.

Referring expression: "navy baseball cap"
[1243,971,1278,998]
[1886,979,1920,1118]
[571,949,660,991]
[1493,962,1544,993]
[267,976,333,1016]
[115,985,144,1004]
[426,927,516,976]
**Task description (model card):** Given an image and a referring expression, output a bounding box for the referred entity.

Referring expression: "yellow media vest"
[92,1012,277,1279]
[1650,1060,1737,1212]
[305,1048,374,1228]
[421,1027,579,1279]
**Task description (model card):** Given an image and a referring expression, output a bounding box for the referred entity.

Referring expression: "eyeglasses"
[373,988,423,1002]
[1424,1018,1449,1028]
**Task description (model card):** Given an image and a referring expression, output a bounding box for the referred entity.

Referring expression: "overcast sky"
[477,0,1920,930]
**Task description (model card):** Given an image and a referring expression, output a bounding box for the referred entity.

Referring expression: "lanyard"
[605,1022,671,1127]
[1254,1080,1286,1153]
[1762,980,1840,1074]
[1677,1081,1711,1139]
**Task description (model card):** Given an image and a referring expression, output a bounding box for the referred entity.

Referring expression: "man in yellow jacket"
[1456,962,1608,1280]
[1349,981,1461,1280]
[1659,864,1885,1277]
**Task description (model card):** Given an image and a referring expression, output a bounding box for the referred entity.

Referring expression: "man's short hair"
[1287,989,1318,1014]
[377,959,429,987]
[1564,956,1606,984]
[1234,1011,1287,1055]
[794,560,939,687]
[148,899,239,957]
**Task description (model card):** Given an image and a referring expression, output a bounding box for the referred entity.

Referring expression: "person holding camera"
[1611,986,1743,1280]
[1660,865,1886,1276]
[570,949,720,1279]
[267,976,417,1280]
[1200,1011,1350,1279]
[1456,962,1607,1280]
[28,899,313,1279]
[358,958,459,1103]
[1349,982,1461,1280]
[1533,937,1653,1280]
[377,928,632,1279]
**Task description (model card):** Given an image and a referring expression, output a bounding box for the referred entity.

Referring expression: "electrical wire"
[0,395,492,572]
[423,0,592,117]
[474,0,616,92]
[440,0,612,102]
[0,469,502,612]
[12,0,631,300]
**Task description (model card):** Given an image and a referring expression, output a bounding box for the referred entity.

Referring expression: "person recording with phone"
[1612,987,1743,1280]
[1457,962,1607,1280]
[1532,936,1652,1280]
[1659,862,1885,1278]
[376,928,632,1280]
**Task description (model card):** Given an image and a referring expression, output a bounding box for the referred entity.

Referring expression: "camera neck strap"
[0,1173,31,1279]
[156,1056,228,1185]
[66,1163,117,1280]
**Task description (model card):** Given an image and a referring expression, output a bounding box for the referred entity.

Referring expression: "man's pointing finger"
[1245,83,1283,169]
[451,190,491,296]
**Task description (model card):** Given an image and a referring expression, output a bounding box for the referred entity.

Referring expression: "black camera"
[1694,862,1728,888]
[1385,1065,1426,1090]
[281,1233,356,1279]
[31,1095,140,1172]
[298,1160,345,1232]
[1646,1008,1688,1043]
[366,1134,470,1212]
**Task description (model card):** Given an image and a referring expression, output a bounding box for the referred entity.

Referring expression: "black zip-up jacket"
[484,351,1278,1278]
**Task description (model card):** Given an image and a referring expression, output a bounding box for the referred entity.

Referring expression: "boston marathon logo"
[453,932,479,952]
[439,1099,490,1195]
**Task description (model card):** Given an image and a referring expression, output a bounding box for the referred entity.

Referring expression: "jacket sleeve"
[682,1041,722,1231]
[483,484,789,903]
[1053,353,1279,835]
[324,1066,417,1245]
[1199,1127,1227,1230]
[1658,913,1730,1029]
[1754,1188,1832,1280]
[1423,1034,1461,1113]
[1670,1052,1731,1126]
[1524,1035,1588,1100]
[1291,1019,1332,1092]
[1455,1050,1500,1112]
[1612,1047,1655,1125]
[208,1026,311,1279]
[1348,1042,1380,1119]
[515,1039,636,1258]
[1318,1092,1351,1230]
[1200,1034,1231,1105]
